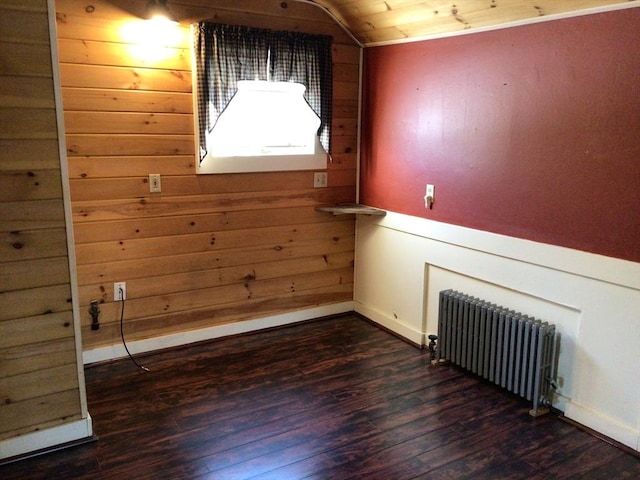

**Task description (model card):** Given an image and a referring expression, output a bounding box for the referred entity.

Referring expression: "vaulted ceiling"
[309,0,638,45]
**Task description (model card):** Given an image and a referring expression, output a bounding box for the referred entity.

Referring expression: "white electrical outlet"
[313,172,328,188]
[425,184,435,199]
[425,184,435,208]
[114,282,126,301]
[149,174,161,193]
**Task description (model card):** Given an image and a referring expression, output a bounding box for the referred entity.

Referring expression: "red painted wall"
[360,9,640,262]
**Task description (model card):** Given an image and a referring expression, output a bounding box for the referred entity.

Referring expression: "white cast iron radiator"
[434,289,557,416]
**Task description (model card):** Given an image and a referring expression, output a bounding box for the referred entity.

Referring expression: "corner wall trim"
[354,302,424,346]
[83,302,354,365]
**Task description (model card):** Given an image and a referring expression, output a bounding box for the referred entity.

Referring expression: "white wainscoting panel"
[354,211,640,451]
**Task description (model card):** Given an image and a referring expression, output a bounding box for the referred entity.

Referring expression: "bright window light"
[197,81,327,174]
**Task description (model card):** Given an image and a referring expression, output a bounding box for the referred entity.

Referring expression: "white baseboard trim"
[354,302,424,346]
[83,302,354,365]
[565,401,640,451]
[0,415,93,461]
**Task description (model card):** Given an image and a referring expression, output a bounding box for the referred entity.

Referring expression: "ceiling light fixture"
[145,0,178,24]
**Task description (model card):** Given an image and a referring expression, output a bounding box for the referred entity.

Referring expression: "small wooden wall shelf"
[315,203,386,216]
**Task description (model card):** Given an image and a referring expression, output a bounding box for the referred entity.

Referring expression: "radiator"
[435,289,557,416]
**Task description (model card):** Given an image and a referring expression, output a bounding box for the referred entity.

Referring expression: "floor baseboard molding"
[564,401,640,452]
[0,416,94,463]
[83,302,354,365]
[354,302,424,346]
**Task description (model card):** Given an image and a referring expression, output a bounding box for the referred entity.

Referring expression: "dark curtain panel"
[269,30,333,154]
[195,22,333,161]
[195,23,269,160]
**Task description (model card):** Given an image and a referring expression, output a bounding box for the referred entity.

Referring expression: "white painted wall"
[354,211,640,451]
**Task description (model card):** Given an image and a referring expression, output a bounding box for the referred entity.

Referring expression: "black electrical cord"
[118,288,149,372]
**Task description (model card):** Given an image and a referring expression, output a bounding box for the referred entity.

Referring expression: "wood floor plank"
[1,314,638,480]
[329,393,526,479]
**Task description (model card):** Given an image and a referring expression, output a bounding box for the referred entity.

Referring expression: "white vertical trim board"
[47,0,92,422]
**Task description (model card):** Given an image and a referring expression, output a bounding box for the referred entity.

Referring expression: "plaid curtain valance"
[194,22,333,162]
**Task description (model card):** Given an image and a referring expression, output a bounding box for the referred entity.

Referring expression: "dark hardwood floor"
[2,314,639,479]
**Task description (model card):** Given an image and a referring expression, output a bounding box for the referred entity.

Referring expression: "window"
[193,23,333,174]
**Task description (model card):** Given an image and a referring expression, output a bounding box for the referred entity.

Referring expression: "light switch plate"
[149,174,161,193]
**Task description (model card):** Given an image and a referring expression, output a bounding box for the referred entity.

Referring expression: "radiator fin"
[437,290,556,415]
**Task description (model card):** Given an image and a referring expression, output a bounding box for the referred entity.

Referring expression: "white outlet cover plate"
[425,184,434,197]
[314,172,328,188]
[114,282,126,301]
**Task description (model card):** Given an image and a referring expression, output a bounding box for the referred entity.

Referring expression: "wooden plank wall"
[54,0,360,351]
[315,0,639,45]
[0,0,83,441]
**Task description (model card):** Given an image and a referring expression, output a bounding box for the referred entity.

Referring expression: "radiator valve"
[428,334,438,362]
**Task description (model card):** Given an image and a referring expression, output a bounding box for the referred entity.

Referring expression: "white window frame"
[194,80,327,174]
[191,26,329,175]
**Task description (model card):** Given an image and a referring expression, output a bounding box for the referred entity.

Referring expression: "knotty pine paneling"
[0,107,59,139]
[1,139,63,170]
[0,199,67,234]
[0,42,53,76]
[66,133,195,156]
[59,63,192,92]
[57,37,191,69]
[61,87,193,113]
[1,284,72,323]
[84,284,355,348]
[1,76,56,109]
[75,221,355,264]
[71,206,338,242]
[78,251,355,302]
[0,338,77,378]
[71,187,355,223]
[0,227,69,264]
[64,111,194,134]
[68,155,195,178]
[0,8,50,43]
[56,0,360,351]
[313,0,639,45]
[0,0,85,443]
[1,390,82,439]
[69,171,355,201]
[85,267,353,331]
[1,364,80,404]
[0,169,63,202]
[76,237,355,287]
[0,257,71,292]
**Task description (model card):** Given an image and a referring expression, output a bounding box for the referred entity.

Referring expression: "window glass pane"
[208,81,321,157]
